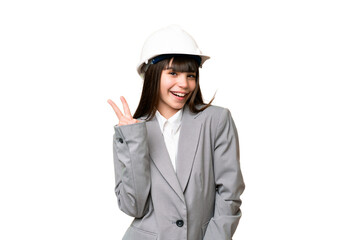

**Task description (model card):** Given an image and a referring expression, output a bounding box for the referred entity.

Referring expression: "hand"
[107,96,140,126]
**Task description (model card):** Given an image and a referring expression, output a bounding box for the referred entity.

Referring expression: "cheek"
[189,80,197,92]
[159,77,169,93]
[160,78,174,97]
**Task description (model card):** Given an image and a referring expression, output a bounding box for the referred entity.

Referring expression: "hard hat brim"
[137,53,210,76]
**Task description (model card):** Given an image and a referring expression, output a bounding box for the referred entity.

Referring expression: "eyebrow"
[165,66,195,72]
[165,68,196,74]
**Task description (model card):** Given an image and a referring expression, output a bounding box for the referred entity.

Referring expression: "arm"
[203,108,245,240]
[113,121,151,218]
[108,96,150,218]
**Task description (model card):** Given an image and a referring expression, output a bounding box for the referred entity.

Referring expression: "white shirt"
[155,109,183,172]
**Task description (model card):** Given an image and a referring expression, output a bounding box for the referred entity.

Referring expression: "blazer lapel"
[176,106,202,192]
[146,117,185,203]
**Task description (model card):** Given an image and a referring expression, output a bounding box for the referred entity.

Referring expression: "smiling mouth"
[170,91,188,98]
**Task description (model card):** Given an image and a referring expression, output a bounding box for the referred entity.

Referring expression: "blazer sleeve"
[112,121,151,218]
[203,108,245,240]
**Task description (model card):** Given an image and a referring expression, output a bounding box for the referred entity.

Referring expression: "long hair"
[133,55,214,120]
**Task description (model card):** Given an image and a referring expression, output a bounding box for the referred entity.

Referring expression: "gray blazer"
[113,105,245,240]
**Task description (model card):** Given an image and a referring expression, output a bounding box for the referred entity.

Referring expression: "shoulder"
[192,104,235,133]
[194,104,231,121]
[191,104,238,140]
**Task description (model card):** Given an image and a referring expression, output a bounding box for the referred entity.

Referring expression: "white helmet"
[137,25,210,76]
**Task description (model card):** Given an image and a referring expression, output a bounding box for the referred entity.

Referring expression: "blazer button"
[119,138,123,143]
[176,220,184,227]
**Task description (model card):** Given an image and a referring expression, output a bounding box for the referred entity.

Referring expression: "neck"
[156,106,182,119]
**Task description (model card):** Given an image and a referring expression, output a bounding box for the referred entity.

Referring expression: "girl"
[107,25,245,240]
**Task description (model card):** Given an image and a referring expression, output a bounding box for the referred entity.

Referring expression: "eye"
[187,74,196,79]
[169,72,177,76]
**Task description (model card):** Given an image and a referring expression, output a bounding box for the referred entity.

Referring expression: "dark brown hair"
[133,55,214,120]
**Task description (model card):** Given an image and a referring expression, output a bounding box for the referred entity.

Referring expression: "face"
[157,59,197,119]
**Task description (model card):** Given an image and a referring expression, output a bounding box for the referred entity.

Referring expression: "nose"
[177,73,189,88]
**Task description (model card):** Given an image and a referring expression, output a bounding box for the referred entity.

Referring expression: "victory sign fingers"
[107,97,139,126]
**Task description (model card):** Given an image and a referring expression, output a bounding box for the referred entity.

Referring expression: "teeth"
[172,92,186,97]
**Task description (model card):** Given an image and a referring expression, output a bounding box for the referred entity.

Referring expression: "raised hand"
[107,96,140,126]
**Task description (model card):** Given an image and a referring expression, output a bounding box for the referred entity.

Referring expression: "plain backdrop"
[1,0,359,239]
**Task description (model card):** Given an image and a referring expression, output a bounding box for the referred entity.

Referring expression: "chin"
[172,104,184,110]
[170,102,185,110]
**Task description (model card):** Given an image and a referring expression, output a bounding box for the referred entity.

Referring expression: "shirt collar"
[155,108,183,134]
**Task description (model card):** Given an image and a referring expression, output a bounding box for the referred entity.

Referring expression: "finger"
[120,96,132,117]
[107,99,124,120]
